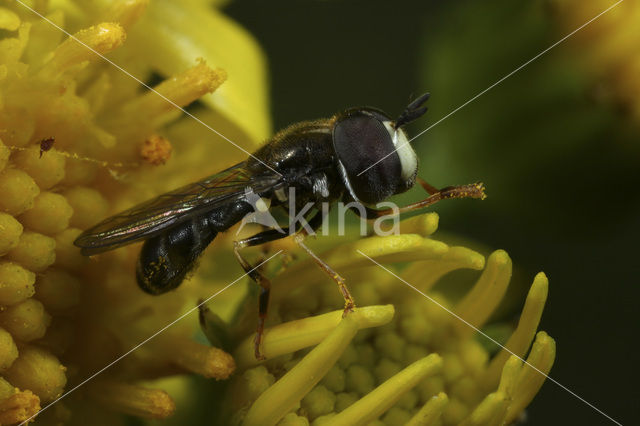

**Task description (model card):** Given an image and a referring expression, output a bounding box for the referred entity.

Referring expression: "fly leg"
[350,180,486,219]
[292,211,355,315]
[233,243,271,361]
[417,177,439,195]
[294,234,355,316]
[234,226,295,360]
[234,210,327,359]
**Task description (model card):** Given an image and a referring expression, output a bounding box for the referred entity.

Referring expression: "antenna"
[394,92,430,129]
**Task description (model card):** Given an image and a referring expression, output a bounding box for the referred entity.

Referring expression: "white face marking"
[312,174,330,198]
[383,121,418,181]
[255,197,270,212]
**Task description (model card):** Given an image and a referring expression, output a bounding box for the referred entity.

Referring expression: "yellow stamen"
[505,332,556,424]
[0,380,40,425]
[40,23,126,78]
[20,192,73,235]
[329,354,442,426]
[11,146,65,190]
[396,212,439,237]
[89,380,175,419]
[453,250,512,338]
[140,134,172,165]
[234,305,395,370]
[64,187,109,230]
[481,272,548,390]
[401,245,485,292]
[112,61,227,126]
[3,345,66,403]
[0,328,19,371]
[406,392,448,425]
[169,337,235,380]
[243,313,361,426]
[0,169,40,216]
[0,262,35,306]
[0,298,51,341]
[6,231,56,272]
[459,391,508,426]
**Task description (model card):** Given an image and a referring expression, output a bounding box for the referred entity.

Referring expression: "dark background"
[225,0,638,424]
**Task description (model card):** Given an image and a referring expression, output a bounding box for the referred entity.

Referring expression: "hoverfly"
[74,93,485,359]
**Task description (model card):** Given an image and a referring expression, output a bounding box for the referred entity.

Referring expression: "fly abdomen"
[136,216,217,295]
[136,200,253,295]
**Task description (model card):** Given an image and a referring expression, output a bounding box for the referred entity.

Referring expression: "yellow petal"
[128,0,271,145]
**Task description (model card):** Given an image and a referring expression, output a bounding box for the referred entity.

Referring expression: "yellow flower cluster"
[551,0,640,122]
[216,213,555,426]
[0,0,269,424]
[1,1,558,425]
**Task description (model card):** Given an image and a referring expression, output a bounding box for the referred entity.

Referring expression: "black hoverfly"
[74,93,485,359]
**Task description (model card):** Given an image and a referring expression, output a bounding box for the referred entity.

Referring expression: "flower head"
[1,2,557,425]
[204,212,555,425]
[0,0,268,423]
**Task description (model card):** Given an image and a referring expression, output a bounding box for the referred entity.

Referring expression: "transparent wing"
[74,162,281,255]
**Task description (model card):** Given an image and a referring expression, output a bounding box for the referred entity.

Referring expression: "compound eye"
[333,112,402,204]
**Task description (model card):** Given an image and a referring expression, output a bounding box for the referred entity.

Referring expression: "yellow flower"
[550,0,640,122]
[0,0,268,423]
[1,1,556,425]
[206,212,555,426]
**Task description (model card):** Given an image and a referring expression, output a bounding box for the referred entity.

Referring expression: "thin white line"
[357,0,624,177]
[357,250,623,426]
[13,0,282,177]
[20,251,282,425]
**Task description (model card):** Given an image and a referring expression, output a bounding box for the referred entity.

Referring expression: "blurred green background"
[224,0,638,424]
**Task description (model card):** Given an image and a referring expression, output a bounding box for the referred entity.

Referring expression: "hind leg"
[234,225,294,360]
[233,242,273,360]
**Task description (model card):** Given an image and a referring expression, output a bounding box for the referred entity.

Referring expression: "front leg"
[349,180,486,219]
